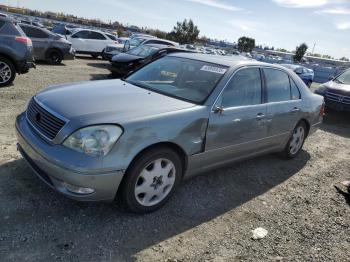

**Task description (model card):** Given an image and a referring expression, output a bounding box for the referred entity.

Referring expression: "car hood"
[323,80,350,92]
[111,53,143,63]
[35,79,195,124]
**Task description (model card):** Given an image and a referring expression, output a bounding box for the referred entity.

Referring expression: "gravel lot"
[0,58,349,262]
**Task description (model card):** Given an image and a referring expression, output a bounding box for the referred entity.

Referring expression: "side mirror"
[295,68,303,74]
[328,75,335,81]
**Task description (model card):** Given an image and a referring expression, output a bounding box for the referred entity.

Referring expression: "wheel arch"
[45,47,63,59]
[298,118,310,137]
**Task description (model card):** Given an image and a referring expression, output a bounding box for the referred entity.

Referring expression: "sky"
[1,0,350,58]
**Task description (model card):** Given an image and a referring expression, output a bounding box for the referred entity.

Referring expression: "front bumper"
[18,61,36,74]
[15,113,125,201]
[63,47,76,60]
[325,100,350,112]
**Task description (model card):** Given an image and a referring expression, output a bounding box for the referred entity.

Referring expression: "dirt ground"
[0,58,349,262]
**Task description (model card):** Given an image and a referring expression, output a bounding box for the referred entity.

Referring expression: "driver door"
[205,67,269,164]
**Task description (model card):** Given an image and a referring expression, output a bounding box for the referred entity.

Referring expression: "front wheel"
[282,121,307,159]
[0,57,16,87]
[48,50,63,65]
[119,147,183,213]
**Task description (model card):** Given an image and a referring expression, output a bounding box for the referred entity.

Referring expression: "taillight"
[15,36,32,45]
[320,103,325,117]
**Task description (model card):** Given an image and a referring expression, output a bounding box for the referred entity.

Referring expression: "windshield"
[127,45,159,58]
[129,38,145,47]
[126,56,228,104]
[335,69,350,85]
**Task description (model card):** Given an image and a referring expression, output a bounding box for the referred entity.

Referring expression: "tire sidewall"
[121,147,183,213]
[285,122,307,158]
[48,50,62,64]
[0,57,16,87]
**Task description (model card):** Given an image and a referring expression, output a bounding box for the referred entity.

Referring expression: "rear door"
[205,67,268,164]
[86,31,109,53]
[21,25,49,60]
[263,68,303,147]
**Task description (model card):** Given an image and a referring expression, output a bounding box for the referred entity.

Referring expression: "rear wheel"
[47,50,63,64]
[91,54,99,59]
[282,121,307,159]
[0,57,16,87]
[119,147,183,213]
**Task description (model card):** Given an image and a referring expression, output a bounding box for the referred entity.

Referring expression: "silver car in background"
[19,23,75,64]
[16,53,324,213]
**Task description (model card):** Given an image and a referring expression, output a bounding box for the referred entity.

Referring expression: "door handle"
[291,107,300,113]
[213,106,224,114]
[256,113,265,120]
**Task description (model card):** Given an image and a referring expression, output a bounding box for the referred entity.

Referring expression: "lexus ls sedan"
[16,53,324,213]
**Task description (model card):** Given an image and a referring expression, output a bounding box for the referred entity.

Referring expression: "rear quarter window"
[0,21,5,29]
[264,68,291,103]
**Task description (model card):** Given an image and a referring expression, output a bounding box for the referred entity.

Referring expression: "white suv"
[66,29,117,58]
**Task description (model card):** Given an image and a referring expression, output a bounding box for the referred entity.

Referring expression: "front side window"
[335,69,350,85]
[264,68,291,103]
[106,33,117,40]
[72,30,90,39]
[126,56,227,104]
[222,68,262,108]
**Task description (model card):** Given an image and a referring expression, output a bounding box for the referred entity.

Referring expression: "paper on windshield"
[200,65,227,74]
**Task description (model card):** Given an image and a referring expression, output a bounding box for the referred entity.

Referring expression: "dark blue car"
[281,64,314,87]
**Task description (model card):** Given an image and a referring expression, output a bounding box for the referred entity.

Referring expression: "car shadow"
[320,108,350,139]
[75,55,101,60]
[89,73,113,80]
[0,151,310,261]
[87,62,109,69]
[35,61,67,66]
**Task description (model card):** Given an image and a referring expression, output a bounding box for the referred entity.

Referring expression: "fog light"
[64,183,95,195]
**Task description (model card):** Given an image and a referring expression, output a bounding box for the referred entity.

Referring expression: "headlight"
[63,125,123,157]
[315,85,327,95]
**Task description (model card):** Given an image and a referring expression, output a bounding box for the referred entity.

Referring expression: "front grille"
[326,91,350,105]
[26,98,66,140]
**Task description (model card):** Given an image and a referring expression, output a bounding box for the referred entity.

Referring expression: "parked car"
[66,29,118,58]
[0,17,35,87]
[16,53,324,213]
[109,44,188,77]
[51,23,79,36]
[281,64,314,87]
[315,68,350,111]
[0,13,8,18]
[102,37,129,60]
[20,20,45,28]
[19,23,75,64]
[123,37,177,52]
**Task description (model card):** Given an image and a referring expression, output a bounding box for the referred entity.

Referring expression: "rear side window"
[106,33,117,40]
[146,40,174,46]
[89,31,106,40]
[24,27,49,38]
[0,21,5,29]
[290,78,301,100]
[264,68,291,103]
[222,68,262,108]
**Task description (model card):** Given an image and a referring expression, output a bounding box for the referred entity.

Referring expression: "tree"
[237,37,255,53]
[294,43,308,62]
[340,57,349,62]
[167,19,200,44]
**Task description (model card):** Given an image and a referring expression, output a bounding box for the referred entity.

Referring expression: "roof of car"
[167,52,270,67]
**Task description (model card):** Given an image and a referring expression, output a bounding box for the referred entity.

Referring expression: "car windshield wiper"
[334,78,344,84]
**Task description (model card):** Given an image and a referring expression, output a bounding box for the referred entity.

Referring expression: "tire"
[47,50,63,65]
[282,121,307,159]
[119,147,183,213]
[0,56,16,87]
[91,54,99,59]
[306,81,312,88]
[101,49,106,60]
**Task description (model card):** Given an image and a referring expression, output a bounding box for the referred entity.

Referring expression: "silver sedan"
[16,53,324,213]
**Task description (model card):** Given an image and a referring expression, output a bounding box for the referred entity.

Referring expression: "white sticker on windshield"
[200,65,227,74]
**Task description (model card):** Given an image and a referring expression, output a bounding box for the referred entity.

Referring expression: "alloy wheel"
[0,61,12,84]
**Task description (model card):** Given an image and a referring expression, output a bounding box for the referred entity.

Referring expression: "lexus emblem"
[338,96,344,103]
[35,112,41,122]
